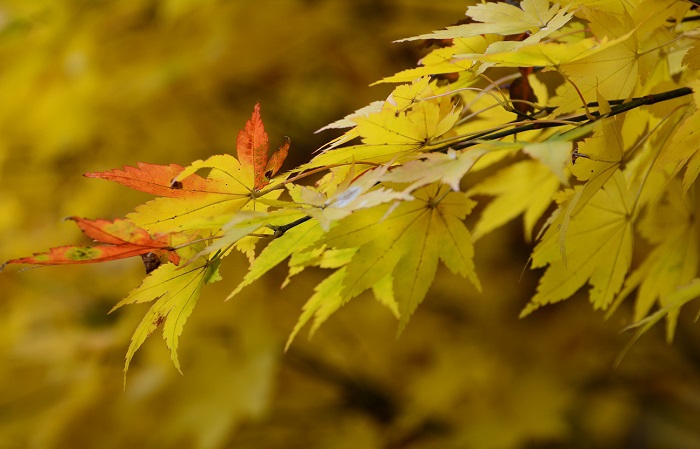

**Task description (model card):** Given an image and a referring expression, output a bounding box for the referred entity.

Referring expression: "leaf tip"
[224,288,240,302]
[396,320,408,338]
[283,335,294,353]
[171,356,184,375]
[518,303,538,319]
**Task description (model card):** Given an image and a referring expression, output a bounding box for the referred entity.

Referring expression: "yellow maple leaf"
[468,160,561,242]
[321,183,480,331]
[523,170,635,317]
[682,41,700,70]
[305,79,461,168]
[560,95,625,242]
[622,279,700,359]
[608,179,699,342]
[285,268,346,350]
[381,147,489,192]
[660,80,700,190]
[550,3,676,112]
[377,36,497,84]
[399,0,567,41]
[287,164,413,231]
[111,248,222,380]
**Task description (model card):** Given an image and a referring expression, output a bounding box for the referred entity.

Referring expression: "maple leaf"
[285,268,346,351]
[622,279,700,356]
[522,171,635,317]
[84,162,218,198]
[283,246,356,288]
[304,78,461,168]
[562,95,624,232]
[180,208,310,262]
[682,41,700,70]
[127,155,251,230]
[112,253,222,379]
[608,179,699,342]
[228,218,326,300]
[398,0,570,42]
[124,104,289,234]
[316,101,385,133]
[283,263,399,352]
[376,36,495,84]
[236,102,290,190]
[2,217,185,269]
[468,160,561,242]
[283,184,479,347]
[287,164,413,231]
[381,147,488,193]
[319,183,480,331]
[461,38,600,68]
[660,81,700,190]
[548,1,677,113]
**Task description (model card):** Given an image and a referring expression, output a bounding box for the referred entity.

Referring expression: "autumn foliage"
[3,0,700,397]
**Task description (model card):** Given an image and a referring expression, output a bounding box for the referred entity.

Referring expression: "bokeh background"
[1,1,700,448]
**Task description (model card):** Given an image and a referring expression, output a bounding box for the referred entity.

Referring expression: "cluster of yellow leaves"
[242,0,700,349]
[5,0,700,377]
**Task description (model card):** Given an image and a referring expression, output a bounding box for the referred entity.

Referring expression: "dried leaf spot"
[141,252,162,274]
[66,247,102,260]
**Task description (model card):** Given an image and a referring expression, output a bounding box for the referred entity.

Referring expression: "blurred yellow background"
[1,1,700,448]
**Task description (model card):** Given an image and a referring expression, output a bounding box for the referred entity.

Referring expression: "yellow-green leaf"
[285,268,346,351]
[117,256,221,379]
[228,219,326,300]
[322,183,479,330]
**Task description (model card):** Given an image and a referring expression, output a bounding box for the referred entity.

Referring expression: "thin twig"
[449,87,693,151]
[269,215,312,238]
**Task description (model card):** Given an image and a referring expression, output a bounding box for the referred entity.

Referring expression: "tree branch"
[270,215,312,237]
[449,87,693,151]
[266,89,693,239]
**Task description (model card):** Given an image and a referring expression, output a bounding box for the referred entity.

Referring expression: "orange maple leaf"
[84,162,222,198]
[87,104,289,196]
[236,102,290,190]
[2,217,184,269]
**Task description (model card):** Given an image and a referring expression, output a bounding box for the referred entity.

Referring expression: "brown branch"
[269,215,312,238]
[449,87,693,151]
[261,89,694,238]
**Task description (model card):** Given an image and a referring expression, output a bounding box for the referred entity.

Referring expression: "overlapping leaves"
[4,0,700,376]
